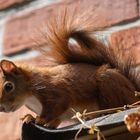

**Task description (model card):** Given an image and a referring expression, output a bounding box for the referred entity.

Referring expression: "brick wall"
[0,0,140,139]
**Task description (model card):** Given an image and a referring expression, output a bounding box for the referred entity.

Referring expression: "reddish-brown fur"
[0,3,139,127]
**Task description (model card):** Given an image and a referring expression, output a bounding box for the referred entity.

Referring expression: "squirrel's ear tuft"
[0,59,20,75]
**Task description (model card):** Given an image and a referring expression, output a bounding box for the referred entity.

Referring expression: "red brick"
[3,0,139,55]
[0,106,35,140]
[3,4,57,55]
[0,0,30,10]
[109,26,140,63]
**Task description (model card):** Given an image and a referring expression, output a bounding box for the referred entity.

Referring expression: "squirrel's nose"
[0,105,5,112]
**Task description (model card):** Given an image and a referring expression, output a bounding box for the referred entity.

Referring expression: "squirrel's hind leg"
[95,65,138,109]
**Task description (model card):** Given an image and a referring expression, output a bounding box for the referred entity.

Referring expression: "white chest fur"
[25,96,42,115]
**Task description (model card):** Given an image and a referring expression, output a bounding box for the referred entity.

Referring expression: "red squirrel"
[0,4,139,128]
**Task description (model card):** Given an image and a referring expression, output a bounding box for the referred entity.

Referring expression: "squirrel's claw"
[20,114,47,126]
[20,114,34,124]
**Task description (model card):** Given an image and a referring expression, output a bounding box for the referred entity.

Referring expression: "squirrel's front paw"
[20,114,47,126]
[20,114,34,124]
[20,115,59,128]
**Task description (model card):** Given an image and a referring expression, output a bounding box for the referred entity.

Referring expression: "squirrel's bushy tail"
[37,3,109,65]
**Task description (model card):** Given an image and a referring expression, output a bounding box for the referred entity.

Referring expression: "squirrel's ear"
[0,60,20,75]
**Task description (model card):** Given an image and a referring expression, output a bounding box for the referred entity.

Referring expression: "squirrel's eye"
[3,81,15,93]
